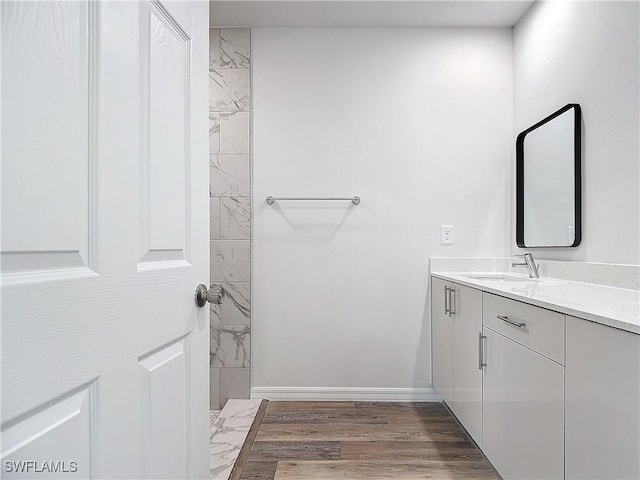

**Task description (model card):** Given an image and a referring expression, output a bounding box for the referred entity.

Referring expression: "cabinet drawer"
[483,293,565,364]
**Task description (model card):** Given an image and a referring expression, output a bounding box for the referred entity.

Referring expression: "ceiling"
[210,0,536,28]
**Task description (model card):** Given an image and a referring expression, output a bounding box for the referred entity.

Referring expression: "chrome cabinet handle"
[497,315,526,328]
[444,286,450,315]
[478,332,486,369]
[448,288,456,316]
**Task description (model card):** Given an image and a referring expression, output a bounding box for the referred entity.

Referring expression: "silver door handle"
[195,284,223,307]
[444,286,450,315]
[479,332,486,369]
[448,288,456,316]
[497,315,526,328]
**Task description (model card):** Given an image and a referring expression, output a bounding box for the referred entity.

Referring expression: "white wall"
[252,28,513,394]
[514,1,639,264]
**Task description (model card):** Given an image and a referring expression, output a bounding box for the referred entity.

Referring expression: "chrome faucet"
[512,253,539,279]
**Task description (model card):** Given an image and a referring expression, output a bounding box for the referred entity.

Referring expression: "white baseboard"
[250,387,441,402]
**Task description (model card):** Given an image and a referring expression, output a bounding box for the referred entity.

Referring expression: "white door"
[1,1,209,478]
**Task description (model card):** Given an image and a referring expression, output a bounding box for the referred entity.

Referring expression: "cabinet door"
[483,327,564,480]
[431,277,453,406]
[452,284,483,446]
[565,316,640,480]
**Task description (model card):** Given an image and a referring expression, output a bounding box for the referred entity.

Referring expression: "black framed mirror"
[516,103,582,248]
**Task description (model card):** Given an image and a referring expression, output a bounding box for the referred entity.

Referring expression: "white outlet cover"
[441,225,454,245]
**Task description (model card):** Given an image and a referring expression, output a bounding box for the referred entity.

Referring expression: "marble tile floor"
[210,410,221,425]
[210,399,262,480]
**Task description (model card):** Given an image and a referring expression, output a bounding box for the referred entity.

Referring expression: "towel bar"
[266,196,360,205]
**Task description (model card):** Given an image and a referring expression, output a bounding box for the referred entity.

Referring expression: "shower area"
[208,27,252,410]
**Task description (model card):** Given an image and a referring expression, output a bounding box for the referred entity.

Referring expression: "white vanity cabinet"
[565,316,640,480]
[482,294,565,480]
[431,273,640,480]
[431,277,483,446]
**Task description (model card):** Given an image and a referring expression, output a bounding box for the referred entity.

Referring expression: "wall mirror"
[516,103,581,248]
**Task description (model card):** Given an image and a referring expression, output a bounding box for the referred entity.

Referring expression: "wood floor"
[236,401,499,480]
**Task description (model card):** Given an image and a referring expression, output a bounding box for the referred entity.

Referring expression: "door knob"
[195,284,223,307]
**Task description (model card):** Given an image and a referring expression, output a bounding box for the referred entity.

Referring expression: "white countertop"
[431,271,640,335]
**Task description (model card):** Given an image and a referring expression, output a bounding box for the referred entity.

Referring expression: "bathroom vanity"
[430,268,640,480]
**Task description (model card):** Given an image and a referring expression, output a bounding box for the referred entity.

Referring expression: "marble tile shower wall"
[209,28,251,410]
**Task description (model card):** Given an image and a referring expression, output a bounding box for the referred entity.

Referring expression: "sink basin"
[462,274,539,283]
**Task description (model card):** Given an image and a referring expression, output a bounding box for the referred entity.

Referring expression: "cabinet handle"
[444,286,450,315]
[478,332,486,369]
[497,315,526,328]
[448,288,456,316]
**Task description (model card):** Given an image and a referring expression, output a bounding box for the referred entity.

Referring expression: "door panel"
[139,337,189,479]
[1,386,95,479]
[451,284,483,446]
[431,277,453,406]
[565,316,640,480]
[1,0,93,275]
[483,327,564,480]
[139,0,189,266]
[1,1,209,478]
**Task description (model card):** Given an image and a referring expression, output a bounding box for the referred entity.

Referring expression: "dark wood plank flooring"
[238,401,499,480]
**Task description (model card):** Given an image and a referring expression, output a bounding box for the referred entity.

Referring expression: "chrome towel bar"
[266,196,360,205]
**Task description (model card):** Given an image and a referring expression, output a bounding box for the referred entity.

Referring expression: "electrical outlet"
[441,225,454,245]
